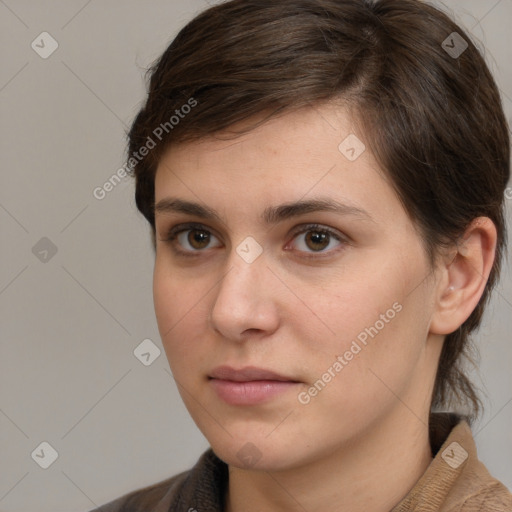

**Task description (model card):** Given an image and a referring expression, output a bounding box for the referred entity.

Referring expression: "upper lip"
[209,365,299,382]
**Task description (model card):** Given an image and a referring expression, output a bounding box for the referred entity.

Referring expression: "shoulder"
[437,419,512,511]
[88,448,228,512]
[89,468,190,512]
[453,482,512,511]
[440,421,512,511]
[393,413,512,511]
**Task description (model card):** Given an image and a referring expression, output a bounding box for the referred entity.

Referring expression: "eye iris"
[188,229,210,249]
[182,229,333,251]
[305,230,329,251]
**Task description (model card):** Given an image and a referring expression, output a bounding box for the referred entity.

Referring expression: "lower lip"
[209,379,299,405]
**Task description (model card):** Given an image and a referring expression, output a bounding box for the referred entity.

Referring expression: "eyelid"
[285,223,347,256]
[289,223,346,241]
[160,222,223,254]
[162,222,220,241]
[161,221,348,257]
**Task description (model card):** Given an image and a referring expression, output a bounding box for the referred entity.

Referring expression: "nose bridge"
[219,234,269,300]
[209,243,278,339]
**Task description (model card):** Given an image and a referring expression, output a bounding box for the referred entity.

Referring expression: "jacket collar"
[392,412,503,511]
[155,412,502,512]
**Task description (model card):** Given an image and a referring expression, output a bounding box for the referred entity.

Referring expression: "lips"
[208,366,300,406]
[208,365,299,383]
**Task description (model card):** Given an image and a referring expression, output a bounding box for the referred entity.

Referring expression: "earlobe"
[429,217,497,336]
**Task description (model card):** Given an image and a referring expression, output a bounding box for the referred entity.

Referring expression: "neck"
[225,408,433,512]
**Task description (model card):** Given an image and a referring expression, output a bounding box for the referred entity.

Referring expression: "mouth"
[208,365,300,382]
[208,366,301,406]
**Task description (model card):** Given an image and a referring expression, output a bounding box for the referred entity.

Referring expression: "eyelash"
[161,222,348,259]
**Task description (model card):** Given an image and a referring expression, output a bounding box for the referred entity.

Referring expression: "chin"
[207,433,311,472]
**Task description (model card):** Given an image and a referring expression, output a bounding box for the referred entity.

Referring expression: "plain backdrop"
[0,1,511,510]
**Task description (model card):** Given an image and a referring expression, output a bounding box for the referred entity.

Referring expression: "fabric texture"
[90,413,512,512]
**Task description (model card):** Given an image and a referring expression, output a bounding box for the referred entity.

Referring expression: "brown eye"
[175,228,221,251]
[163,223,223,254]
[304,230,330,251]
[186,229,211,250]
[289,224,344,255]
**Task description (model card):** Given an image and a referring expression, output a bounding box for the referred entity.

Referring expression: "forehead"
[153,105,400,221]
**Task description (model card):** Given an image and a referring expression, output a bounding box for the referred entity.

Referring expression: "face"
[153,105,442,471]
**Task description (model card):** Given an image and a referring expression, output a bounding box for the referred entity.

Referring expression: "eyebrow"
[154,197,374,225]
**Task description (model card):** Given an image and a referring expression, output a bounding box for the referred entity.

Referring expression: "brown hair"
[127,0,510,422]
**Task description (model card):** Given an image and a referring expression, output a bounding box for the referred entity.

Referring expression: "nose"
[209,249,280,342]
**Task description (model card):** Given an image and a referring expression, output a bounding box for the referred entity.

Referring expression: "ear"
[429,217,497,335]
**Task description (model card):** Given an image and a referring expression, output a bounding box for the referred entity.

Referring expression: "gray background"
[0,1,510,510]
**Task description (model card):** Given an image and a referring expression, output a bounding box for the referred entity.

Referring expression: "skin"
[152,104,496,512]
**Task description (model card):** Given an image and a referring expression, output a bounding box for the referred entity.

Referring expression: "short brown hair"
[127,0,510,422]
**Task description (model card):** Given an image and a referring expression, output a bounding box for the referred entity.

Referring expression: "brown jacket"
[91,413,512,511]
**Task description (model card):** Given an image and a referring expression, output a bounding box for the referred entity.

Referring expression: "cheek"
[298,294,430,440]
[309,266,402,344]
[153,263,209,363]
[314,251,432,370]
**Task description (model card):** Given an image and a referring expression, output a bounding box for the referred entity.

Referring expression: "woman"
[92,0,511,510]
